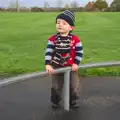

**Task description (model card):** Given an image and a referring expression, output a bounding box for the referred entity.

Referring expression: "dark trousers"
[51,71,81,104]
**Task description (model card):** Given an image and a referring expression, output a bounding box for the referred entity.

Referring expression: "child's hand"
[45,65,55,74]
[72,63,79,71]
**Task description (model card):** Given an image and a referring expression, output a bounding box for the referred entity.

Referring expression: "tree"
[70,0,79,8]
[44,1,49,8]
[110,0,120,11]
[113,0,120,2]
[16,0,19,12]
[94,0,108,11]
[8,1,16,8]
[8,0,19,12]
[57,0,63,7]
[64,4,69,9]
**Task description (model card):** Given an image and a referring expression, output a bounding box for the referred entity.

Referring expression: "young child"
[45,10,83,108]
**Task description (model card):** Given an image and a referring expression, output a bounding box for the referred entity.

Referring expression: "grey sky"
[0,0,113,7]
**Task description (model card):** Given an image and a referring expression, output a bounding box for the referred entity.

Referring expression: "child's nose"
[59,23,62,26]
[59,23,63,26]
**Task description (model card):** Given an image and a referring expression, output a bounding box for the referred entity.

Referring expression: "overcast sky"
[0,0,113,7]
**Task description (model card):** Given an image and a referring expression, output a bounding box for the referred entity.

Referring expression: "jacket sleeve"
[74,36,83,65]
[45,36,55,65]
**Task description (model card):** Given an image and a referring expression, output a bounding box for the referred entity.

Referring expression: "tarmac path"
[0,76,120,120]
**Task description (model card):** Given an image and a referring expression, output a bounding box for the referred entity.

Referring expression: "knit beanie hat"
[56,10,75,26]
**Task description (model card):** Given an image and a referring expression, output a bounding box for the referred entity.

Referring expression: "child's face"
[56,19,74,35]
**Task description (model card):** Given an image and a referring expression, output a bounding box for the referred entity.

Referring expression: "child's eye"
[63,22,67,25]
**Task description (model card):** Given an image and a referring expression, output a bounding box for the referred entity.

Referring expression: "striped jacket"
[45,34,83,67]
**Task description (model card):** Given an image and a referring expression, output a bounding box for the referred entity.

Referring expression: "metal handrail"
[0,61,120,110]
[0,61,120,88]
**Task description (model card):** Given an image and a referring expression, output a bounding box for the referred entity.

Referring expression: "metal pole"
[0,61,120,88]
[63,70,70,111]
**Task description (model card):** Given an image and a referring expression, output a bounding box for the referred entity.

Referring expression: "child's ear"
[70,26,74,31]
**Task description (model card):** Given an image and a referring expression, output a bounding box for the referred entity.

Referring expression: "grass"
[0,12,120,77]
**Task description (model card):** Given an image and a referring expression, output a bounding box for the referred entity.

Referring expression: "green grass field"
[0,12,120,77]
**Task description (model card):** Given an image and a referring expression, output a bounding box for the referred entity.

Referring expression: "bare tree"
[57,0,63,7]
[8,0,16,8]
[64,4,70,8]
[44,1,49,8]
[8,0,19,12]
[16,0,19,12]
[70,0,79,8]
